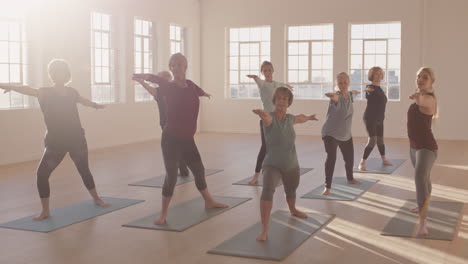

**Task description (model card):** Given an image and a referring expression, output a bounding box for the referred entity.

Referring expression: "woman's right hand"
[246,75,258,79]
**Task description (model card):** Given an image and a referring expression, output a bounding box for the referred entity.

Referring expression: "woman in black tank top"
[407,67,438,237]
[0,59,110,221]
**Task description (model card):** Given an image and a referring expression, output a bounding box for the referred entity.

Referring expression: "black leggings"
[161,132,207,197]
[323,136,354,189]
[160,125,188,176]
[37,137,96,198]
[362,120,385,160]
[255,120,266,173]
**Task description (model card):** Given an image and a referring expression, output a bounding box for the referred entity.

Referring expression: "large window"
[350,22,401,100]
[169,24,184,55]
[91,12,115,103]
[227,26,270,98]
[0,17,30,109]
[287,24,334,99]
[134,18,153,102]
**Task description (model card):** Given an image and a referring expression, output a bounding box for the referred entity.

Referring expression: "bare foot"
[358,162,367,171]
[410,207,419,213]
[417,219,429,236]
[382,159,393,166]
[321,188,331,196]
[348,179,361,184]
[95,199,111,207]
[154,216,166,225]
[256,231,268,241]
[33,212,50,221]
[291,209,308,218]
[205,200,229,209]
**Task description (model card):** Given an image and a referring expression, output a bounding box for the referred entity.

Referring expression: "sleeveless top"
[407,103,438,150]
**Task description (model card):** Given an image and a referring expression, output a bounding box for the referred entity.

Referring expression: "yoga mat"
[381,200,464,240]
[301,178,379,201]
[129,168,223,188]
[0,197,144,233]
[208,210,335,261]
[354,158,406,174]
[123,196,251,232]
[233,168,314,187]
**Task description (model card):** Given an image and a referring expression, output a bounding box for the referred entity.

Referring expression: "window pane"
[229,57,238,70]
[135,19,142,35]
[375,23,389,38]
[250,27,260,41]
[94,32,102,48]
[175,26,181,40]
[351,55,362,69]
[365,41,376,54]
[143,38,149,52]
[298,70,308,82]
[389,23,401,38]
[94,49,102,66]
[311,70,322,83]
[93,13,102,30]
[299,26,310,40]
[375,55,386,68]
[289,56,298,69]
[311,42,322,55]
[388,70,400,83]
[298,56,308,70]
[101,14,110,31]
[350,69,362,84]
[288,70,298,83]
[388,39,400,54]
[288,27,299,41]
[261,27,270,41]
[9,23,21,41]
[240,57,249,69]
[323,42,333,55]
[249,57,259,70]
[310,26,322,40]
[351,40,362,54]
[9,64,20,83]
[363,24,376,39]
[288,42,298,55]
[102,50,110,67]
[102,67,110,83]
[135,37,141,52]
[95,67,102,83]
[142,21,149,35]
[298,42,308,55]
[144,53,150,68]
[249,43,259,56]
[351,25,363,39]
[323,25,334,40]
[375,41,387,54]
[388,55,400,69]
[364,55,376,69]
[260,42,270,56]
[322,55,332,69]
[101,33,109,49]
[230,28,239,42]
[230,43,238,56]
[229,70,238,84]
[323,70,333,83]
[239,28,249,41]
[311,55,322,69]
[240,43,249,56]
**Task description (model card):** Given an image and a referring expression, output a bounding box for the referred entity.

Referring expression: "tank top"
[407,103,438,150]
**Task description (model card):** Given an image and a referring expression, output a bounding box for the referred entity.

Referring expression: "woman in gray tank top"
[321,72,361,196]
[252,87,318,241]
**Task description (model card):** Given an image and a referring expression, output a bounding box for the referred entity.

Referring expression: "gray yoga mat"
[354,158,406,174]
[233,168,314,187]
[0,197,144,233]
[381,200,464,240]
[208,210,335,261]
[129,168,223,188]
[123,196,251,232]
[301,178,379,201]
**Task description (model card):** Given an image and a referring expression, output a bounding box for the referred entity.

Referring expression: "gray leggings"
[260,166,300,201]
[161,132,207,197]
[410,148,437,219]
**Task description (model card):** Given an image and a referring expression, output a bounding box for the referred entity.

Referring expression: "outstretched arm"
[324,92,339,103]
[78,96,105,109]
[200,89,211,99]
[252,109,273,127]
[294,114,318,124]
[133,77,157,97]
[0,85,39,97]
[246,75,259,81]
[132,73,165,86]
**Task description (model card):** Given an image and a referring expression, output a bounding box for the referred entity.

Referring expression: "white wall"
[199,0,468,141]
[0,0,201,165]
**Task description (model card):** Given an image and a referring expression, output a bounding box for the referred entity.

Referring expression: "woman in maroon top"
[133,53,228,225]
[407,67,438,236]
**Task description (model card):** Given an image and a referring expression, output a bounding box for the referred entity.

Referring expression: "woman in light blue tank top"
[246,61,293,185]
[252,87,318,241]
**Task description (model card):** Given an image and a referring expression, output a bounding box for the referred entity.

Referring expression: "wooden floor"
[0,133,467,264]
